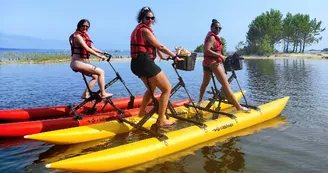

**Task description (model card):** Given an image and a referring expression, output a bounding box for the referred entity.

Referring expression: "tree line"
[195,9,325,55]
[237,9,325,55]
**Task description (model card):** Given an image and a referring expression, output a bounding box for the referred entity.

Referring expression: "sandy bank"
[1,53,328,65]
[243,53,328,60]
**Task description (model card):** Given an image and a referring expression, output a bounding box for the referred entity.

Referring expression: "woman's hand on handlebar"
[101,51,108,56]
[175,56,184,62]
[168,55,184,63]
[99,51,112,61]
[99,55,107,61]
[220,55,226,62]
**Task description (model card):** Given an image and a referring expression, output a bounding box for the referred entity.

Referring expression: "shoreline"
[243,53,328,60]
[0,53,327,65]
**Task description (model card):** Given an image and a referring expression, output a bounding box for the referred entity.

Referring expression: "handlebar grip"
[102,52,112,62]
[103,52,112,57]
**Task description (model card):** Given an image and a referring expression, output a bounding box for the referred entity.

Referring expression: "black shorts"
[131,53,162,78]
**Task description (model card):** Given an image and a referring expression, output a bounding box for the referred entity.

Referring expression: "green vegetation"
[0,52,128,64]
[221,37,227,55]
[237,9,325,55]
[194,37,227,55]
[0,52,71,64]
[194,44,204,53]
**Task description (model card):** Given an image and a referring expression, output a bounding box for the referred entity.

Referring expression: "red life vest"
[130,23,156,59]
[69,31,93,59]
[203,31,223,59]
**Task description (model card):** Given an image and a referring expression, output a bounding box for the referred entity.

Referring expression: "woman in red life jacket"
[69,19,112,99]
[130,7,182,127]
[198,19,250,113]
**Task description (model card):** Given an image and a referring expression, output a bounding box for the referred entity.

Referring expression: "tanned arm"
[204,36,225,61]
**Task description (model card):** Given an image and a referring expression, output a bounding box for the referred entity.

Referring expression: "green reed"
[0,52,130,64]
[0,52,70,63]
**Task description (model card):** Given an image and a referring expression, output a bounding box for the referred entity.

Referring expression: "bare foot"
[157,119,176,127]
[81,92,89,99]
[236,106,251,113]
[101,93,113,99]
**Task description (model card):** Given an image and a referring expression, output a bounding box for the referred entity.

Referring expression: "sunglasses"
[145,16,155,20]
[215,26,222,31]
[81,25,90,28]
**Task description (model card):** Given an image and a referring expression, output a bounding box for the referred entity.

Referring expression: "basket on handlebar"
[175,53,197,71]
[223,53,244,72]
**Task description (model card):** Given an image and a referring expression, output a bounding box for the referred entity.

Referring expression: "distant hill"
[0,33,68,49]
[0,47,68,53]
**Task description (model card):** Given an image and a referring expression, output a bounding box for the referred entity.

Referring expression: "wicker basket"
[223,53,244,72]
[175,53,197,71]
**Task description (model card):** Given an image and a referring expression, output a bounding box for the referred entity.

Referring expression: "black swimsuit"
[131,53,161,78]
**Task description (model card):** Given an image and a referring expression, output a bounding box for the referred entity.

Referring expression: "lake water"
[0,58,327,173]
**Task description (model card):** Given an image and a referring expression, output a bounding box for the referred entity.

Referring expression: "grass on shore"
[0,52,129,64]
[0,52,70,64]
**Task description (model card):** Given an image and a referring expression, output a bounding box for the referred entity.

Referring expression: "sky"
[1,0,327,51]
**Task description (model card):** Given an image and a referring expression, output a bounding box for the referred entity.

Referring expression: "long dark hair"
[137,7,156,23]
[76,19,90,31]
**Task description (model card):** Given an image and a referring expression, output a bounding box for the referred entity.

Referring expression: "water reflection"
[202,137,245,173]
[0,138,32,149]
[246,59,313,103]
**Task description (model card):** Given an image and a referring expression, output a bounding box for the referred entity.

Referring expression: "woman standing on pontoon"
[198,19,250,113]
[130,7,182,127]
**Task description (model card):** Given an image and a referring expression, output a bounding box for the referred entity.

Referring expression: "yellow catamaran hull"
[39,115,286,164]
[46,96,289,172]
[25,91,245,145]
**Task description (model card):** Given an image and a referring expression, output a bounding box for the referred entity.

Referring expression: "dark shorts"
[131,53,162,78]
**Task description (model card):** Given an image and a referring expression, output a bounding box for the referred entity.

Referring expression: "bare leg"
[148,71,175,126]
[210,63,243,111]
[81,74,98,99]
[71,60,112,99]
[198,69,211,104]
[139,77,156,117]
[95,68,112,98]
